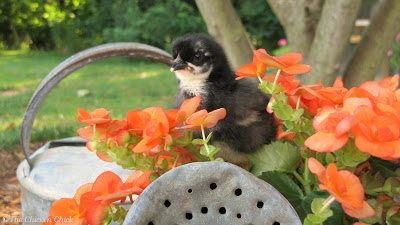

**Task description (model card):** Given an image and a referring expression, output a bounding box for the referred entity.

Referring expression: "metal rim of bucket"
[19,42,172,170]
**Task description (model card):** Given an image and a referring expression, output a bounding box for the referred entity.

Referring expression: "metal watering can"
[16,43,301,225]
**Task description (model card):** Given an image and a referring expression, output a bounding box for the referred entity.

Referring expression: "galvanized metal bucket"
[123,161,302,225]
[16,43,172,225]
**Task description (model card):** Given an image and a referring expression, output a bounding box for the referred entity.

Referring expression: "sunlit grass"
[0,50,177,150]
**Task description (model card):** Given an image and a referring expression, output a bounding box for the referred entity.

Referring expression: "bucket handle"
[20,42,172,168]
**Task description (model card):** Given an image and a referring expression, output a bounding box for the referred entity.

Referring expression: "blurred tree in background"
[0,0,284,52]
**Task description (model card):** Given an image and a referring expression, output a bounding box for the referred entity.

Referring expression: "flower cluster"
[46,47,400,225]
[46,96,227,225]
[76,96,226,173]
[236,48,400,225]
[44,170,151,225]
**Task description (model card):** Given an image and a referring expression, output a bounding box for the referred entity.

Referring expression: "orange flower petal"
[74,183,93,204]
[343,97,373,114]
[305,131,348,152]
[308,158,326,175]
[354,135,396,158]
[342,201,375,219]
[333,170,364,208]
[91,172,123,201]
[203,108,227,128]
[277,52,302,66]
[185,109,208,127]
[77,126,94,141]
[281,64,311,75]
[127,110,150,133]
[254,49,285,69]
[49,198,80,219]
[176,96,201,122]
[77,108,111,125]
[235,63,258,79]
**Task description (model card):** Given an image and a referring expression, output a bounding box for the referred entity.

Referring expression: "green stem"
[201,125,214,161]
[293,170,311,195]
[367,187,385,193]
[303,158,311,195]
[293,170,307,189]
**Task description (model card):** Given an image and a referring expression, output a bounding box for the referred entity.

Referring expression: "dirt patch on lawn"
[0,150,24,224]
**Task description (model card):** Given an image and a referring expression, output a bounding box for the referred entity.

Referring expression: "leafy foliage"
[0,0,284,52]
[248,141,301,175]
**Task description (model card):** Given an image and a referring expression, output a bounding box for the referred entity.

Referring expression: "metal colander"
[123,162,301,225]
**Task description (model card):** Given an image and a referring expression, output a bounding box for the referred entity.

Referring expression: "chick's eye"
[194,52,203,62]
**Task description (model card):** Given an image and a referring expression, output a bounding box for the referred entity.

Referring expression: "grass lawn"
[0,50,177,151]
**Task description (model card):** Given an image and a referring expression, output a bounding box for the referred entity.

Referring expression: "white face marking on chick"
[173,54,212,96]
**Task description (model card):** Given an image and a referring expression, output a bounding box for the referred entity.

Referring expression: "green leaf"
[386,206,400,225]
[248,141,301,175]
[290,108,304,122]
[200,145,220,160]
[303,217,315,225]
[370,157,400,178]
[205,131,213,143]
[258,171,304,213]
[306,213,329,224]
[335,141,370,168]
[296,191,344,225]
[192,138,205,145]
[174,131,193,147]
[270,93,294,121]
[311,198,333,218]
[258,81,281,95]
[383,177,400,196]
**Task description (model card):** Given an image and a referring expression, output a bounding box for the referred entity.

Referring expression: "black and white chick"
[171,33,276,165]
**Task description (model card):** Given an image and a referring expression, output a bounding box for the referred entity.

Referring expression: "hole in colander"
[219,207,226,214]
[185,213,193,220]
[234,188,242,196]
[188,189,193,193]
[236,213,241,219]
[273,222,280,225]
[210,183,217,190]
[201,207,208,214]
[148,222,154,225]
[257,201,264,208]
[164,200,171,208]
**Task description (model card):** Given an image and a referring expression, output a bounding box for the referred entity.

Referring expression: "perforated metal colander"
[123,162,301,225]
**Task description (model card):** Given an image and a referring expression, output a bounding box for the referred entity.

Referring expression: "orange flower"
[264,74,300,93]
[308,158,375,219]
[360,75,399,105]
[176,96,202,123]
[126,110,151,135]
[235,49,268,80]
[351,106,400,160]
[255,51,311,75]
[77,120,127,142]
[45,198,86,225]
[316,78,348,107]
[183,108,227,129]
[288,83,324,115]
[131,107,171,153]
[77,108,111,125]
[46,170,151,225]
[305,107,351,152]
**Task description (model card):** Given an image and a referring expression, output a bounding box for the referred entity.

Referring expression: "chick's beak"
[170,61,188,72]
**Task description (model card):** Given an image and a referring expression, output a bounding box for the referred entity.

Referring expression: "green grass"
[0,50,177,151]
